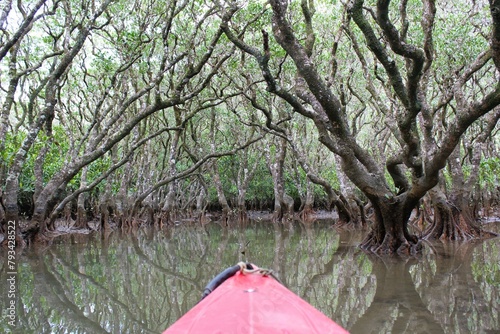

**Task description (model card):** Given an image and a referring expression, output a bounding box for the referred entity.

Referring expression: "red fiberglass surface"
[163,271,349,334]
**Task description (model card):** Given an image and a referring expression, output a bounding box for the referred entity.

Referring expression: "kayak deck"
[163,270,348,333]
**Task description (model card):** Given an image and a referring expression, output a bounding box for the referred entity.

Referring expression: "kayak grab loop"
[200,262,279,301]
[237,261,273,276]
[238,261,282,283]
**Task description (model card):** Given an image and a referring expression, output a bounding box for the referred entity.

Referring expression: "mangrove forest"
[1,0,500,255]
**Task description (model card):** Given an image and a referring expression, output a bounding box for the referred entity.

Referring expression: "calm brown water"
[1,220,499,333]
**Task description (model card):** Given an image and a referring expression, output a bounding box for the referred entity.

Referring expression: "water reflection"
[351,257,444,333]
[0,220,498,333]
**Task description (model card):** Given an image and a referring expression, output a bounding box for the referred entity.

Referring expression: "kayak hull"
[163,271,348,334]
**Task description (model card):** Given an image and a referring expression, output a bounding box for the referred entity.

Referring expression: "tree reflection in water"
[0,221,498,333]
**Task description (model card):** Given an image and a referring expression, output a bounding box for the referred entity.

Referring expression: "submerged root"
[360,231,422,256]
[299,205,314,220]
[423,209,496,241]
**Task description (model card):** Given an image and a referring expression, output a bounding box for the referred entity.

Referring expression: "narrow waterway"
[1,219,499,333]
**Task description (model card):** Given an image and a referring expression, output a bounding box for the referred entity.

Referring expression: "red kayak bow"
[163,263,349,334]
